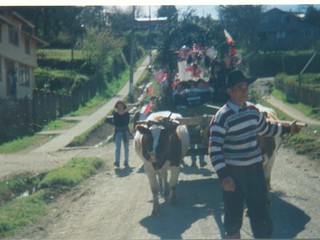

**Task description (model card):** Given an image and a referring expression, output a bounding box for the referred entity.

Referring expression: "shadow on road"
[270,191,311,238]
[114,167,134,177]
[180,164,215,177]
[139,178,224,239]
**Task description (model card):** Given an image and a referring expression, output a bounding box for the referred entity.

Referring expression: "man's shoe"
[114,162,120,167]
[124,162,129,168]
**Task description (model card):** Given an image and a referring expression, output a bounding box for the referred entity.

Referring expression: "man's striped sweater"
[208,100,288,181]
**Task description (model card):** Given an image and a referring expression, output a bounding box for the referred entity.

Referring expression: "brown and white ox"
[134,111,190,216]
[255,104,283,203]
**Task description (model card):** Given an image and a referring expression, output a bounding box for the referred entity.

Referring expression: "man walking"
[209,70,301,238]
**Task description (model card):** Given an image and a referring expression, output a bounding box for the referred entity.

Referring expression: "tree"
[105,6,133,37]
[80,27,123,67]
[157,5,178,22]
[304,5,320,28]
[154,7,222,76]
[77,6,107,30]
[217,5,263,52]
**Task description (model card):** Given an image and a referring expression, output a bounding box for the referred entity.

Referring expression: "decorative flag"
[230,46,237,56]
[185,67,192,72]
[155,71,165,83]
[141,104,151,115]
[224,29,235,46]
[148,86,154,95]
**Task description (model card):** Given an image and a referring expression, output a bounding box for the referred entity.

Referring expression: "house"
[258,8,320,51]
[0,10,47,99]
[135,17,167,30]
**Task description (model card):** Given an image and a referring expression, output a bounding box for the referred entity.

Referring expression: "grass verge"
[273,89,320,121]
[260,96,320,161]
[0,135,47,154]
[0,157,104,238]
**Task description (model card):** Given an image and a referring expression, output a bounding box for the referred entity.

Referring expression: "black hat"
[226,70,257,88]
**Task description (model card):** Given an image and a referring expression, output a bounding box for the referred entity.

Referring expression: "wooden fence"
[0,79,97,144]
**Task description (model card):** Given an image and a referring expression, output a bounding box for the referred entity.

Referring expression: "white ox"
[134,111,190,216]
[255,104,283,203]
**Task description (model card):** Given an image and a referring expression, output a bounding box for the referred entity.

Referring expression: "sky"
[140,5,310,19]
[2,0,319,20]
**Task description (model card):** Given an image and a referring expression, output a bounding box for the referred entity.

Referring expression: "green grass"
[0,174,34,204]
[37,49,85,60]
[42,118,78,131]
[0,190,47,238]
[0,157,104,238]
[0,135,47,154]
[40,157,104,188]
[260,93,320,160]
[285,131,320,160]
[273,89,320,121]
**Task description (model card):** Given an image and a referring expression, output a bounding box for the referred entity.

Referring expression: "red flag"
[148,86,154,95]
[185,67,192,72]
[143,104,151,115]
[224,29,234,45]
[230,46,237,56]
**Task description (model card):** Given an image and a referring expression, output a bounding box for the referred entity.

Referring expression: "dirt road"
[6,77,320,239]
[12,140,320,239]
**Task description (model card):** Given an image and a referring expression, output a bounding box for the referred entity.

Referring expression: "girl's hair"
[115,100,127,110]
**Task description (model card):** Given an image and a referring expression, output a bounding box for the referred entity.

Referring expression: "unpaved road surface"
[6,77,320,239]
[12,141,320,239]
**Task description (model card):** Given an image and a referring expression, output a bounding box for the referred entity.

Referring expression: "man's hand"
[221,176,235,192]
[290,120,302,134]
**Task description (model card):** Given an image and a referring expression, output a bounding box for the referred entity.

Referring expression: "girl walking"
[113,100,130,168]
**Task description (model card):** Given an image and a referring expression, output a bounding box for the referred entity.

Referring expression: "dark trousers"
[223,163,273,238]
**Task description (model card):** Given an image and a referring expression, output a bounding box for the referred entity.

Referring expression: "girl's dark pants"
[223,162,273,238]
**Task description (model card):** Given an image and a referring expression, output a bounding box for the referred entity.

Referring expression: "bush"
[40,157,104,188]
[35,68,90,94]
[246,50,320,77]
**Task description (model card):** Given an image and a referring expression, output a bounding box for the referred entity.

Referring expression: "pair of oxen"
[133,106,283,216]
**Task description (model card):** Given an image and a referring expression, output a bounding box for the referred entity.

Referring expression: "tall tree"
[157,5,178,22]
[105,6,133,37]
[304,5,320,28]
[217,5,263,52]
[154,6,221,75]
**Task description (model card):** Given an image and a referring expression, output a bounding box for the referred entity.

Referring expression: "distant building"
[0,10,47,99]
[135,17,167,30]
[258,8,320,51]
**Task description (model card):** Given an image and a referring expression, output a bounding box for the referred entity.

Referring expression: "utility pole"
[299,49,318,85]
[129,6,135,102]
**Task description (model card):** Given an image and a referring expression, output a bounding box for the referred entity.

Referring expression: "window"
[281,15,290,23]
[305,29,313,37]
[25,37,30,54]
[18,65,30,87]
[260,16,269,24]
[8,25,19,46]
[276,31,286,39]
